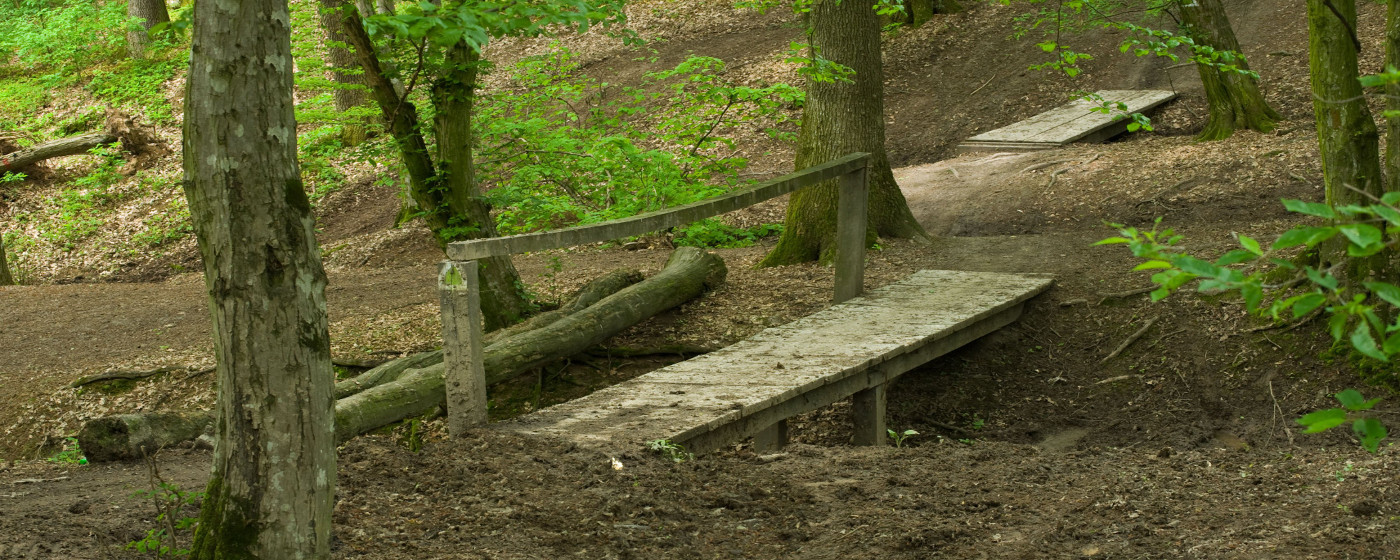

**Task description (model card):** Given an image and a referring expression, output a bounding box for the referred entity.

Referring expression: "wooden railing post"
[834,163,869,304]
[439,260,488,435]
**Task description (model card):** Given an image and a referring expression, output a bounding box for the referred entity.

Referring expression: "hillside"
[3,0,1400,558]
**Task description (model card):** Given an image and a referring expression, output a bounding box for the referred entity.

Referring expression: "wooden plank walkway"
[957,90,1177,153]
[500,270,1053,455]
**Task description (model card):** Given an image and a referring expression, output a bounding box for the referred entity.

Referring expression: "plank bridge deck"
[500,270,1053,454]
[957,90,1177,153]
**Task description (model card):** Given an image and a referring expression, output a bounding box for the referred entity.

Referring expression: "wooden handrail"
[446,152,871,261]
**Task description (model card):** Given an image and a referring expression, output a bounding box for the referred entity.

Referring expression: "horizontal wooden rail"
[446,152,871,261]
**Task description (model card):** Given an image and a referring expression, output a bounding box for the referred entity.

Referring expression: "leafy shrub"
[0,0,130,81]
[88,55,183,122]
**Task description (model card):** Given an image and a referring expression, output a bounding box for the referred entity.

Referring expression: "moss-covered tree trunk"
[317,0,371,145]
[761,0,929,267]
[182,0,335,557]
[1307,0,1388,281]
[0,234,14,286]
[1178,0,1279,140]
[126,0,170,58]
[338,1,528,329]
[1386,0,1400,192]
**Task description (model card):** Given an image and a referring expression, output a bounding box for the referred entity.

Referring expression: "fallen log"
[335,247,726,441]
[77,249,724,458]
[0,132,117,172]
[331,269,643,400]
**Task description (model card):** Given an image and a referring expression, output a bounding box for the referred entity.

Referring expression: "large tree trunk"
[1386,0,1400,192]
[126,0,171,58]
[760,0,929,267]
[0,234,14,286]
[316,0,371,145]
[182,0,335,557]
[1178,0,1280,140]
[1307,0,1388,282]
[0,133,116,172]
[78,250,723,458]
[337,2,529,330]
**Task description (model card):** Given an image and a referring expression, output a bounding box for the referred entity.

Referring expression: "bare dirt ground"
[3,0,1400,558]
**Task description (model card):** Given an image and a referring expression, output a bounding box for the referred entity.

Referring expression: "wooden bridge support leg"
[440,260,488,436]
[752,419,789,453]
[851,383,887,446]
[834,166,869,304]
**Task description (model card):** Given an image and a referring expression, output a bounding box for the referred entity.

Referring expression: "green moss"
[188,475,262,559]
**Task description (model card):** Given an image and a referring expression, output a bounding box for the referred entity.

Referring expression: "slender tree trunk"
[126,0,171,58]
[761,0,929,267]
[317,0,371,145]
[1386,0,1400,192]
[1178,0,1280,140]
[0,234,14,286]
[338,2,528,329]
[182,0,335,557]
[1307,0,1388,281]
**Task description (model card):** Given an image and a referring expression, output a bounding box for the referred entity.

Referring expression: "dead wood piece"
[104,109,166,157]
[333,350,442,400]
[1020,159,1073,174]
[334,247,726,441]
[76,412,213,462]
[332,357,393,369]
[70,366,184,388]
[1094,374,1144,385]
[1098,286,1156,304]
[0,132,117,172]
[1045,167,1070,189]
[1100,317,1158,364]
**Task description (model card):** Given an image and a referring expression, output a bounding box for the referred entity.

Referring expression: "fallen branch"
[1045,167,1070,189]
[0,132,117,172]
[1100,317,1158,364]
[71,366,185,388]
[1020,159,1073,174]
[1098,286,1156,304]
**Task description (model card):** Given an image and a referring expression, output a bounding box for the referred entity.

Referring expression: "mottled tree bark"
[182,0,335,557]
[1178,0,1280,140]
[0,234,14,286]
[1386,0,1400,193]
[1307,0,1388,281]
[316,0,371,145]
[761,0,929,267]
[126,0,170,57]
[337,3,529,329]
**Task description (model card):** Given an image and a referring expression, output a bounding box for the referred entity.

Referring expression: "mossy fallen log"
[77,250,724,459]
[0,132,117,172]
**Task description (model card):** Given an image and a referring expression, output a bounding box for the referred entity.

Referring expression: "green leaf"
[1095,236,1131,245]
[1175,255,1219,277]
[1238,234,1263,256]
[1364,282,1400,308]
[1273,226,1337,249]
[1281,199,1337,219]
[1306,267,1340,291]
[1371,204,1400,227]
[1241,284,1263,312]
[1336,389,1367,409]
[1292,292,1328,318]
[1133,260,1173,271]
[1297,408,1347,433]
[1215,249,1258,267]
[1329,310,1349,341]
[1383,191,1400,206]
[1350,324,1388,361]
[1354,418,1388,453]
[1338,223,1384,249]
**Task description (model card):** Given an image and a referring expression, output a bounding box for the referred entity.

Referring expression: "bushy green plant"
[673,219,782,249]
[0,0,130,82]
[46,437,87,465]
[88,54,184,122]
[476,44,801,244]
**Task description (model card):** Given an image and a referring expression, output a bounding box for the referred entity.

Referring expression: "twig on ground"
[1100,317,1158,364]
[1020,159,1073,174]
[928,421,974,436]
[71,366,184,388]
[1246,307,1324,333]
[1095,374,1144,385]
[1046,167,1070,189]
[1269,380,1294,446]
[969,74,997,96]
[1098,286,1156,304]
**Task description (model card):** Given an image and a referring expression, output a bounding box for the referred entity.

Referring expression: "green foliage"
[88,54,184,123]
[46,437,87,465]
[1079,91,1154,132]
[1101,193,1400,452]
[476,45,800,244]
[0,0,130,82]
[646,439,694,462]
[887,428,919,448]
[1299,390,1388,453]
[673,220,783,249]
[39,145,126,248]
[0,78,49,129]
[129,476,203,558]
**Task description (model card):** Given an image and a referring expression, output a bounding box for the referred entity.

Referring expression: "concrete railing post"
[834,164,869,304]
[439,260,488,436]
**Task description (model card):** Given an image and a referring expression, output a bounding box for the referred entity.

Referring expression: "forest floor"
[4,0,1400,558]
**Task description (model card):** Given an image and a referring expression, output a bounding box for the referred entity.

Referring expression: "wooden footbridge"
[957,90,1177,153]
[437,153,1052,454]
